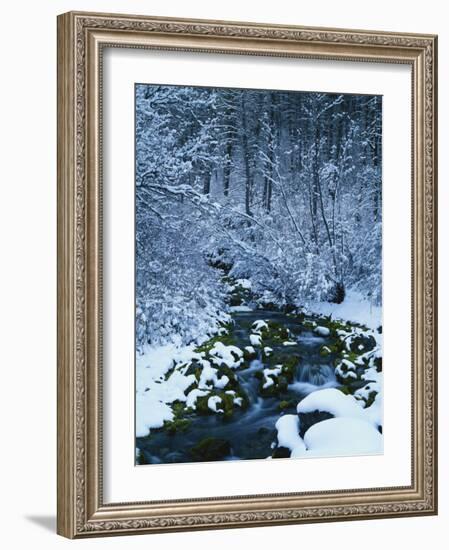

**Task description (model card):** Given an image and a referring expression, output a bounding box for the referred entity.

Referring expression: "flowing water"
[136,310,338,464]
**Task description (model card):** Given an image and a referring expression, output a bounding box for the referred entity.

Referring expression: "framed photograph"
[57,11,438,538]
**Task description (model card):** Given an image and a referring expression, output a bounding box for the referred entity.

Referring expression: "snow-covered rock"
[252,320,268,333]
[335,359,357,380]
[304,417,382,456]
[186,388,209,410]
[262,365,282,389]
[250,333,262,347]
[297,387,382,430]
[275,414,307,457]
[208,395,224,413]
[208,341,243,368]
[315,326,331,336]
[297,387,364,419]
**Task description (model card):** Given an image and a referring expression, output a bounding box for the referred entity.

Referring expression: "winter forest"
[135,84,383,465]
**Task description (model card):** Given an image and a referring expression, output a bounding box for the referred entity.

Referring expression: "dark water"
[136,310,337,464]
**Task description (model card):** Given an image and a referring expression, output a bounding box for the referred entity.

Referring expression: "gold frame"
[57,11,438,538]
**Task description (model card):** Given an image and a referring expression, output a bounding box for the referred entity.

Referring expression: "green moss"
[243,347,257,361]
[229,294,243,307]
[319,345,332,357]
[338,385,353,395]
[163,417,191,435]
[195,395,212,415]
[278,400,294,411]
[190,437,231,462]
[217,365,239,390]
[195,332,236,354]
[219,391,235,419]
[302,319,316,329]
[171,401,186,418]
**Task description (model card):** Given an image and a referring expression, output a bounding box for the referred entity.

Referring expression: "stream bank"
[136,282,382,464]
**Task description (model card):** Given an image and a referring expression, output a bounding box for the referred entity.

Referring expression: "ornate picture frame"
[57,11,437,538]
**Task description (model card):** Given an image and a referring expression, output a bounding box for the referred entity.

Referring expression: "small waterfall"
[297,364,336,386]
[239,359,264,401]
[289,363,337,395]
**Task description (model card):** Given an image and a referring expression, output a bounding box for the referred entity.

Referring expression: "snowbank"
[304,417,383,456]
[304,290,382,330]
[275,415,307,457]
[297,387,382,429]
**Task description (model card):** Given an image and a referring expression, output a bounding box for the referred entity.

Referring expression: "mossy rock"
[171,401,187,419]
[194,389,247,418]
[195,395,214,415]
[348,334,376,353]
[190,437,231,462]
[258,373,290,397]
[319,345,332,357]
[278,399,294,411]
[243,347,258,361]
[302,319,317,329]
[219,391,236,419]
[219,321,235,333]
[216,365,239,390]
[229,294,243,307]
[195,333,236,354]
[163,418,191,435]
[267,353,301,375]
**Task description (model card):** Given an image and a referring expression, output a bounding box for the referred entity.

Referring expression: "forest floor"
[136,278,383,464]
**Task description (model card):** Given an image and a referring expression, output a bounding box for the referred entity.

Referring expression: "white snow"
[245,345,256,355]
[354,382,381,402]
[297,387,382,429]
[252,320,268,333]
[275,414,307,457]
[135,343,206,436]
[297,388,364,419]
[362,366,382,383]
[335,358,357,380]
[304,290,382,330]
[282,341,297,346]
[208,395,224,413]
[198,359,229,389]
[135,394,174,437]
[263,346,273,355]
[208,341,243,368]
[235,278,251,289]
[250,333,262,347]
[262,365,282,389]
[186,388,209,409]
[229,305,253,312]
[363,392,383,428]
[314,326,331,336]
[304,417,382,456]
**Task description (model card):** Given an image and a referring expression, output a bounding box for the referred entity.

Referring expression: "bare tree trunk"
[223,140,232,197]
[240,96,252,216]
